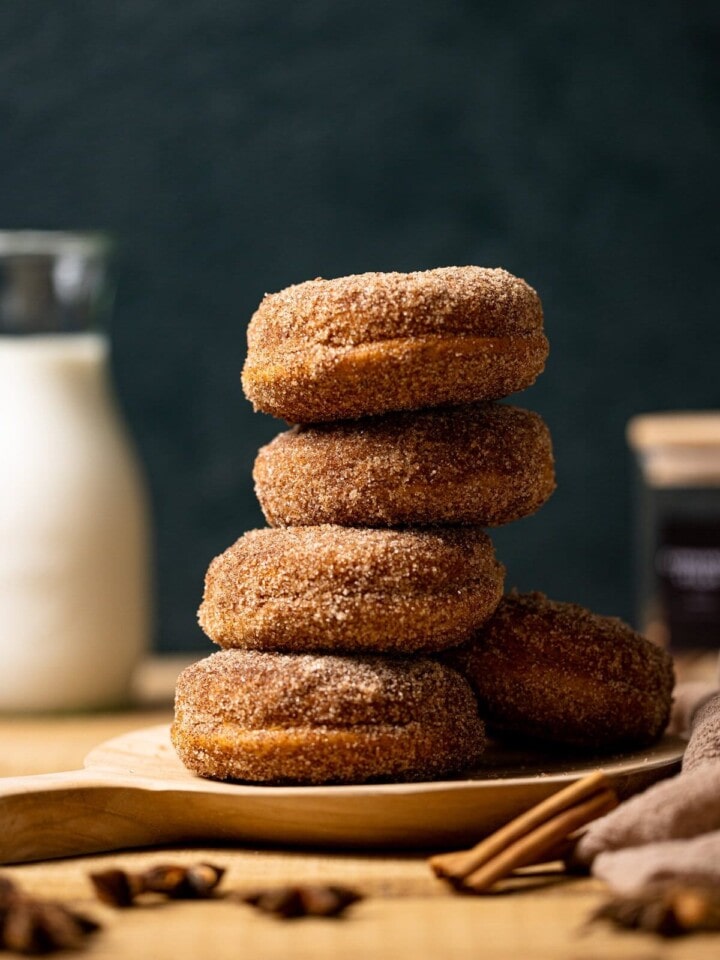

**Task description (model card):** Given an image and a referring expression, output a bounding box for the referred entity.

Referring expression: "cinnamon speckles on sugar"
[242,267,548,422]
[253,403,556,528]
[172,651,486,784]
[248,267,544,348]
[197,525,505,654]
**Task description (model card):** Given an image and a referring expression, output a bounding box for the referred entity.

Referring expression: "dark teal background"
[2,2,719,650]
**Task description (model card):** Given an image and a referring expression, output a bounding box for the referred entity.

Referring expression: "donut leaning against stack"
[446,592,674,750]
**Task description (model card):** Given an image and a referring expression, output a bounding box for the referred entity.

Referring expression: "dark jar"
[628,412,720,681]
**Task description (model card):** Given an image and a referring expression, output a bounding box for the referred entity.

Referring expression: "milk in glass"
[0,233,150,710]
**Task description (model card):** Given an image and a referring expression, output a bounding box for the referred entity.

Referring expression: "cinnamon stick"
[430,769,609,880]
[460,787,618,892]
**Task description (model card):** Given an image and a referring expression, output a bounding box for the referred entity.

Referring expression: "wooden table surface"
[0,657,715,960]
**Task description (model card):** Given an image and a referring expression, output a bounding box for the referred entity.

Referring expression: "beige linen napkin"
[684,692,720,771]
[574,683,720,893]
[591,831,720,894]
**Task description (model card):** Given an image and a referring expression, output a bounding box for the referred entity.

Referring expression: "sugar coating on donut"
[254,403,555,528]
[198,525,504,654]
[172,650,487,783]
[242,266,548,421]
[448,592,675,749]
[247,267,543,349]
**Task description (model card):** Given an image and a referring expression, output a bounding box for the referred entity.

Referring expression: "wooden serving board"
[0,724,683,864]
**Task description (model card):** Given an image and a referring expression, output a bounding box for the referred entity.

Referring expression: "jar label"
[656,517,720,651]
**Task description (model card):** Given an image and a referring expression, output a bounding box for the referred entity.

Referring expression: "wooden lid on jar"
[628,412,720,486]
[628,412,720,450]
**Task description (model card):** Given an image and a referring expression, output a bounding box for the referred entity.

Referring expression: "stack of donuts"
[173,267,674,784]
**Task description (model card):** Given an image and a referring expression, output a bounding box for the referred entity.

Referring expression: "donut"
[198,526,505,655]
[447,592,675,749]
[254,403,555,528]
[172,650,486,783]
[242,267,548,422]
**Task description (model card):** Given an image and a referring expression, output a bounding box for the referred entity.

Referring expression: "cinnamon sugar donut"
[198,526,504,654]
[172,650,486,783]
[254,403,555,528]
[448,592,675,749]
[242,267,548,422]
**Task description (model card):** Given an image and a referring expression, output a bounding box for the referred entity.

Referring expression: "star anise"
[0,875,100,955]
[590,886,720,938]
[89,863,225,907]
[238,884,362,919]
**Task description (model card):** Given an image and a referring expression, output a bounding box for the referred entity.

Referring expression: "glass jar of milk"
[0,231,150,710]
